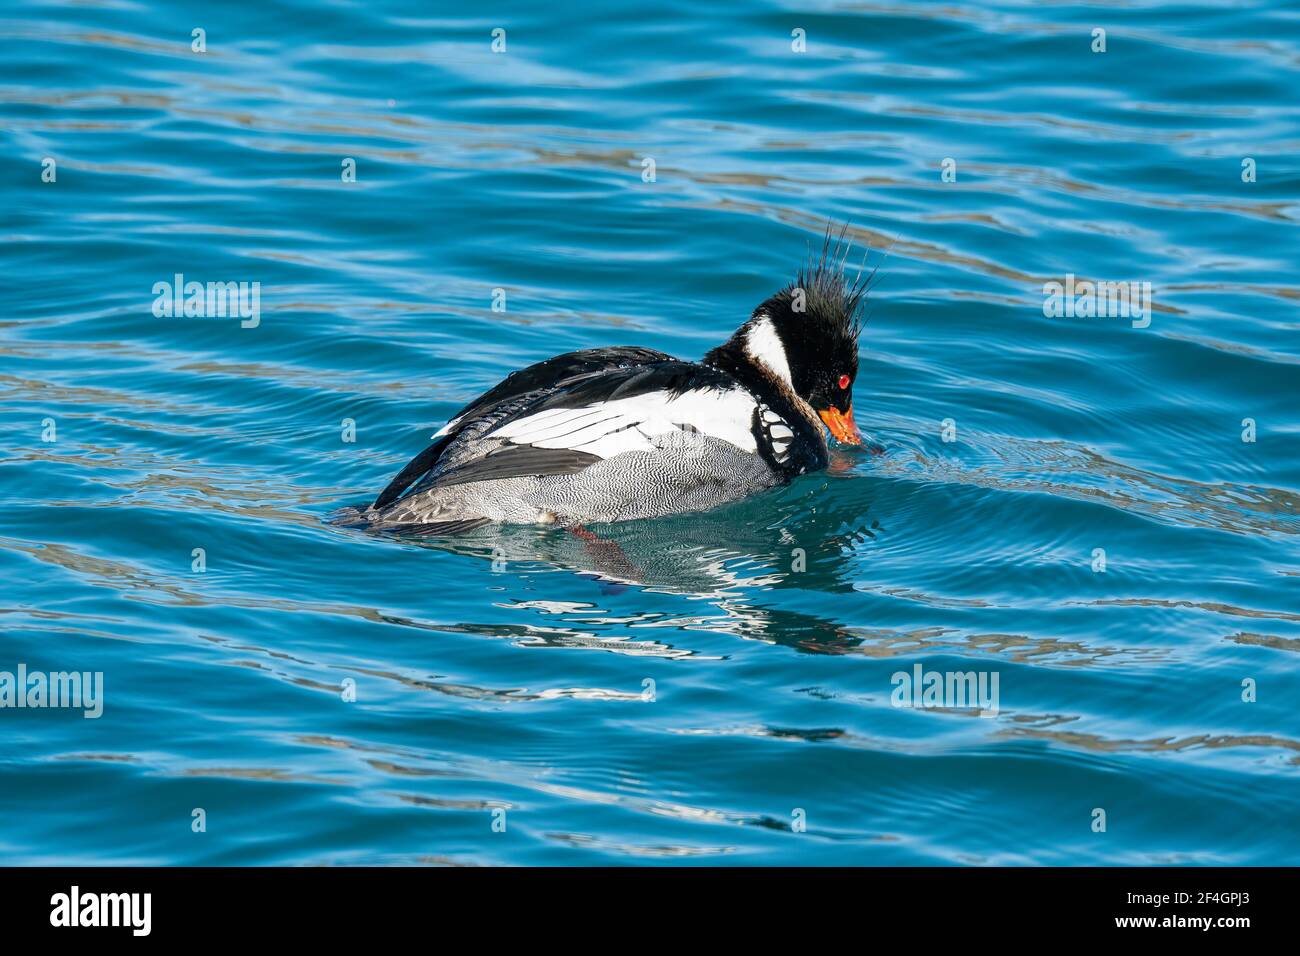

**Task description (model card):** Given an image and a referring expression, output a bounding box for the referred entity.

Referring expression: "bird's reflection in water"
[397,481,881,656]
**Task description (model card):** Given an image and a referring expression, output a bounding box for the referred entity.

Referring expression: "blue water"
[3,0,1299,866]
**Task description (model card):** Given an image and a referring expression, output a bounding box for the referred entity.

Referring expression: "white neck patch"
[744,315,792,386]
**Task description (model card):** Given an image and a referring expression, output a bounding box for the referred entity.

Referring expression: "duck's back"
[355,346,810,534]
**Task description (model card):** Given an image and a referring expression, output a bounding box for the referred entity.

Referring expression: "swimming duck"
[354,239,874,535]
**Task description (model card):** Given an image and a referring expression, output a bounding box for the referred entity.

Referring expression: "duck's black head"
[707,233,870,446]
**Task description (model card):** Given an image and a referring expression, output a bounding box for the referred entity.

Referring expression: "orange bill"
[818,404,862,445]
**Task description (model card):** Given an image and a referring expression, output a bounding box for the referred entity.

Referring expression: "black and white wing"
[432,346,673,441]
[373,347,674,508]
[394,361,770,499]
[754,403,802,471]
[492,372,757,455]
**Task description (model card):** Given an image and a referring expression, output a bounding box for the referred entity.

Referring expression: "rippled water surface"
[3,0,1299,865]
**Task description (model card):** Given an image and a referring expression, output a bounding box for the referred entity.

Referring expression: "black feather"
[523,361,734,415]
[447,346,673,426]
[429,445,601,487]
[374,434,451,508]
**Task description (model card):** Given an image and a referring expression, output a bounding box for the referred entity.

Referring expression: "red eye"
[838,374,851,390]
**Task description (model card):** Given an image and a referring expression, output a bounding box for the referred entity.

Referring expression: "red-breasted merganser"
[351,238,875,535]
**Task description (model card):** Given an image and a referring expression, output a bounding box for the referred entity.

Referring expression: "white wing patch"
[489,387,759,459]
[431,417,461,439]
[760,405,794,462]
